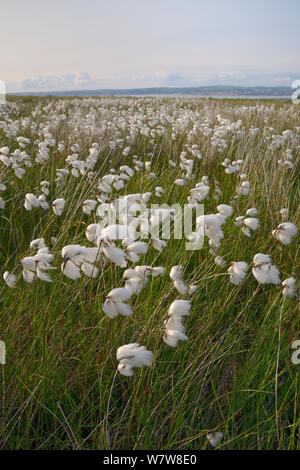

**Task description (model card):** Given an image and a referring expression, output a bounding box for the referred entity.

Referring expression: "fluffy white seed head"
[228,262,248,285]
[207,432,223,448]
[246,208,258,217]
[3,271,17,288]
[116,344,153,373]
[170,265,184,281]
[252,253,281,285]
[106,287,132,302]
[52,198,65,216]
[102,245,127,267]
[173,279,188,295]
[272,223,298,245]
[217,204,233,218]
[214,256,227,267]
[163,329,188,348]
[244,218,259,231]
[282,277,297,298]
[168,300,191,318]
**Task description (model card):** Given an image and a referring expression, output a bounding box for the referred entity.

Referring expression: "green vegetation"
[0,97,299,450]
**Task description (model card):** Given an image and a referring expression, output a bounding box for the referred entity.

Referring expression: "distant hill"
[10,86,292,98]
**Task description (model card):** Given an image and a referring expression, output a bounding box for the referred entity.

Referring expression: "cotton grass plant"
[0,95,299,450]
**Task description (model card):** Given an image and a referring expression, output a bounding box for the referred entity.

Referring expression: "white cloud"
[18,72,92,90]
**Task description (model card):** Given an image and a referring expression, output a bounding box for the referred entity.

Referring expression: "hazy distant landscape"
[11,86,292,99]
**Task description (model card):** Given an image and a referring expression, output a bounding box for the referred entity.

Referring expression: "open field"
[0,96,299,450]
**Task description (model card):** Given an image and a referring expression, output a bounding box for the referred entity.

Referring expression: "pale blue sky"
[2,0,299,91]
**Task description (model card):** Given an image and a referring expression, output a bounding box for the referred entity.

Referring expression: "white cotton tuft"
[125,277,144,295]
[168,300,191,318]
[107,287,132,302]
[61,260,81,280]
[52,198,65,216]
[81,261,98,278]
[151,238,167,251]
[82,247,100,264]
[253,253,271,265]
[61,244,98,280]
[169,265,188,294]
[99,224,136,241]
[123,268,138,279]
[237,181,250,196]
[244,218,259,231]
[30,238,46,250]
[24,193,40,211]
[207,432,223,448]
[282,277,297,298]
[3,271,17,288]
[214,256,227,267]
[246,208,258,217]
[86,224,102,243]
[164,298,191,348]
[173,279,188,295]
[62,244,85,260]
[235,216,245,227]
[170,265,183,281]
[217,204,233,218]
[242,226,252,237]
[123,241,148,262]
[188,283,199,295]
[114,301,133,317]
[163,329,188,348]
[117,363,134,376]
[103,288,133,318]
[164,316,186,333]
[36,268,53,282]
[272,222,298,245]
[228,262,248,286]
[150,266,166,277]
[38,195,49,210]
[21,256,36,270]
[116,344,153,376]
[279,208,289,221]
[82,199,97,215]
[174,179,186,186]
[196,214,224,244]
[21,248,56,283]
[23,268,35,283]
[102,245,127,267]
[252,253,281,285]
[102,299,119,319]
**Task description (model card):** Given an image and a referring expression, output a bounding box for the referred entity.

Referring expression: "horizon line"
[8,84,294,96]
